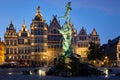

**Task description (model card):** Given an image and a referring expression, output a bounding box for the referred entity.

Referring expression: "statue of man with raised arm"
[58,2,72,57]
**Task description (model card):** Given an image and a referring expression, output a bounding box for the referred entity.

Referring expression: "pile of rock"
[46,53,105,77]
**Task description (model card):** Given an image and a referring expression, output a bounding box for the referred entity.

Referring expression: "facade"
[4,21,18,63]
[0,38,4,64]
[76,27,100,61]
[18,22,31,65]
[48,15,62,62]
[101,36,120,67]
[4,6,100,66]
[30,6,48,66]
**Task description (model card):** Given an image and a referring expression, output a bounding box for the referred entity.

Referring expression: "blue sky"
[0,0,120,44]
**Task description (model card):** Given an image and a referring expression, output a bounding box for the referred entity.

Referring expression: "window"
[6,40,9,45]
[25,47,27,53]
[28,39,30,45]
[6,48,9,54]
[34,38,44,43]
[34,38,37,43]
[14,40,17,45]
[33,29,44,35]
[22,55,24,59]
[28,47,31,53]
[25,56,27,59]
[14,48,17,54]
[21,33,27,37]
[35,46,38,52]
[18,48,25,54]
[53,29,57,34]
[79,37,81,40]
[10,40,13,45]
[10,48,13,54]
[31,30,34,34]
[38,23,43,28]
[18,39,24,44]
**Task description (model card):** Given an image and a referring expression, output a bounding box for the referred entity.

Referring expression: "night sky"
[0,0,120,45]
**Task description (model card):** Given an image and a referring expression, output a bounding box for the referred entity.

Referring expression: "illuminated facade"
[0,38,4,64]
[4,6,100,65]
[76,27,100,61]
[18,22,31,65]
[30,6,48,65]
[48,15,62,62]
[4,21,18,63]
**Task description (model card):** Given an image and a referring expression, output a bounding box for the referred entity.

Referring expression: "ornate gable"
[91,28,98,36]
[78,27,87,35]
[49,15,61,34]
[33,6,44,22]
[4,20,17,38]
[18,21,30,37]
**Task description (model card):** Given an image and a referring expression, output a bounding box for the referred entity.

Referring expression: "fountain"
[46,2,104,77]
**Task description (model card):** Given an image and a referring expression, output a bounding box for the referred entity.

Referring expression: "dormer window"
[21,33,27,37]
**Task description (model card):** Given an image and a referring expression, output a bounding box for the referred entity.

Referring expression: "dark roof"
[109,36,120,46]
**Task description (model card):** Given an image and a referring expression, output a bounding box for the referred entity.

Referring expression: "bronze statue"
[59,2,72,21]
[58,2,72,57]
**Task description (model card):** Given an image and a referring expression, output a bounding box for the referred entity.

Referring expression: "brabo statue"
[58,2,72,57]
[59,2,72,21]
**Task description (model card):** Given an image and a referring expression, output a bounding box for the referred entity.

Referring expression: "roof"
[108,36,120,46]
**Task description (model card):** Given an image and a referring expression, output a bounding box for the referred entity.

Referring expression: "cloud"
[43,0,120,15]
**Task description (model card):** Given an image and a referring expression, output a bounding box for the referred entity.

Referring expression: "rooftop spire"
[36,6,41,16]
[34,6,44,21]
[10,20,12,24]
[9,20,14,30]
[22,20,26,28]
[91,28,97,35]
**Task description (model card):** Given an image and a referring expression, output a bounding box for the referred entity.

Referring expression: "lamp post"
[104,56,109,66]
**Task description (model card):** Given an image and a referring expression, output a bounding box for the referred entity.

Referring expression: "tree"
[87,42,102,61]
